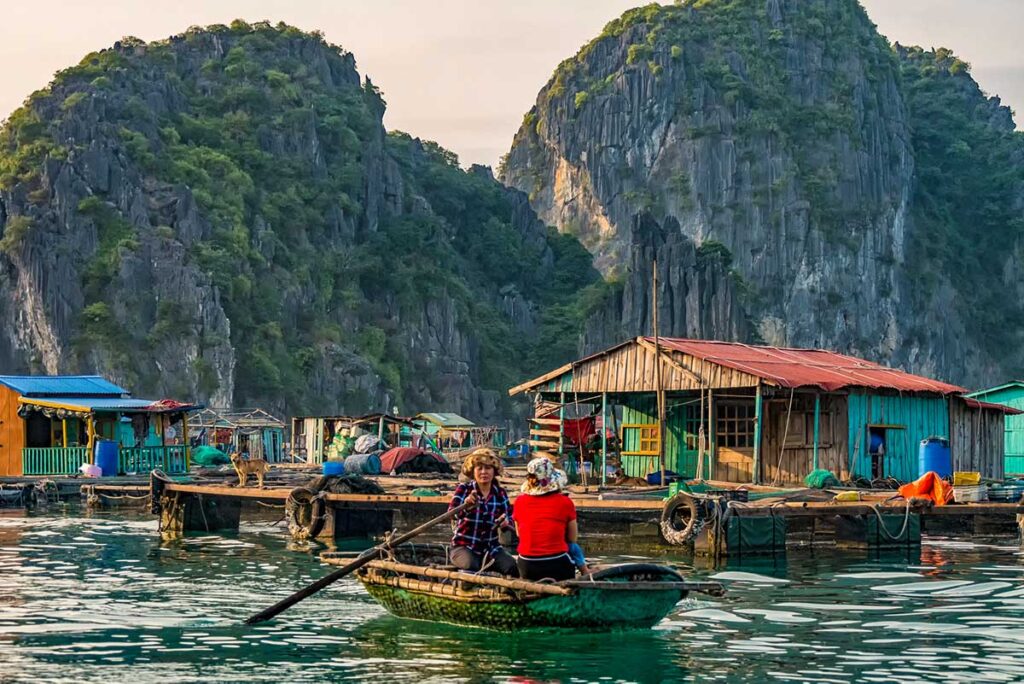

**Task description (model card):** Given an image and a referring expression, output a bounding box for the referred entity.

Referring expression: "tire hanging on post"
[660,492,700,546]
[286,486,326,540]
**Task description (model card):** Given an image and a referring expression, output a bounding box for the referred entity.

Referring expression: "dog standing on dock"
[230,452,270,488]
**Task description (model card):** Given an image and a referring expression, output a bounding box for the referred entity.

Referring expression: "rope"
[870,498,912,541]
[197,494,210,532]
[770,388,795,487]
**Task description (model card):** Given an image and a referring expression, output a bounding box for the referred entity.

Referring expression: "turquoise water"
[2,508,1024,682]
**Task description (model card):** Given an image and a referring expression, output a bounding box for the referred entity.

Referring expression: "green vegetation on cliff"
[900,46,1024,353]
[0,21,601,414]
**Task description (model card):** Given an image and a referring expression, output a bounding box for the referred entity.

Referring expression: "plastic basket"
[952,484,988,503]
[953,471,981,486]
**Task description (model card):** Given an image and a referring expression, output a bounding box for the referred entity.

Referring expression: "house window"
[621,424,661,456]
[717,403,755,449]
[805,410,833,447]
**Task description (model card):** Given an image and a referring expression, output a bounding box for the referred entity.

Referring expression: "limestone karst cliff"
[0,22,600,419]
[502,0,1024,388]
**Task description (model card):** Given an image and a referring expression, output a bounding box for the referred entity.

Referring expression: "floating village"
[2,334,1024,630]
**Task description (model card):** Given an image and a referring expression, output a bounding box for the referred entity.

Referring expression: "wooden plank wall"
[760,393,849,485]
[542,343,763,394]
[0,386,24,476]
[949,400,1005,479]
[847,391,949,482]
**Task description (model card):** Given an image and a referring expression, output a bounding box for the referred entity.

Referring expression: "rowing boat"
[322,544,723,631]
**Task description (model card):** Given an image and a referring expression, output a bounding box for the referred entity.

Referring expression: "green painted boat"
[322,544,723,631]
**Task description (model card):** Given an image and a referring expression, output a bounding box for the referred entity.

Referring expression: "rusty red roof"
[962,396,1024,415]
[646,338,967,394]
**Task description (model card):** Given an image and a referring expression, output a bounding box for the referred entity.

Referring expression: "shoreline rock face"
[502,0,1024,387]
[0,22,599,423]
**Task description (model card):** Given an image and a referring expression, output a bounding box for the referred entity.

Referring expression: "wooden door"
[713,401,756,483]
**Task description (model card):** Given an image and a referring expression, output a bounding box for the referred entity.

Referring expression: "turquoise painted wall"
[847,392,950,481]
[967,384,1024,475]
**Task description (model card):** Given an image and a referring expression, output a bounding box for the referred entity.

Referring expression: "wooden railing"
[22,446,188,476]
[22,447,91,475]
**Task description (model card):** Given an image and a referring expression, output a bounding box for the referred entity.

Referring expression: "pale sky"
[1,1,1022,168]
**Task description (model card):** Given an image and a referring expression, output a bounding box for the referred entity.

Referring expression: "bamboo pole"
[182,414,190,470]
[62,419,68,449]
[813,393,821,471]
[753,384,763,484]
[365,560,573,596]
[601,392,608,486]
[652,260,665,486]
[559,392,565,458]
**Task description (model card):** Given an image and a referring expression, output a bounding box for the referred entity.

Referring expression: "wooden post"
[652,259,665,486]
[182,414,190,470]
[813,393,821,471]
[62,419,68,448]
[753,384,763,484]
[601,392,608,486]
[707,388,715,479]
[87,415,95,462]
[377,415,385,444]
[558,392,566,458]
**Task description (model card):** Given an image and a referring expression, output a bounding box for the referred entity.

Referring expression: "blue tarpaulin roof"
[20,396,200,414]
[0,375,128,397]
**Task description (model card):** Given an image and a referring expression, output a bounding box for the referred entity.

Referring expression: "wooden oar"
[245,499,474,624]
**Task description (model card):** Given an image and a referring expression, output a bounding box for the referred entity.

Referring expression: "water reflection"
[1,508,1024,682]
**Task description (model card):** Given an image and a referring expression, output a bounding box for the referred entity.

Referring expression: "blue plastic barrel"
[919,437,951,479]
[322,460,345,476]
[94,440,119,477]
[344,452,381,475]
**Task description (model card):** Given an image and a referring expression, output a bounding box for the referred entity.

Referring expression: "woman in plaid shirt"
[448,448,518,576]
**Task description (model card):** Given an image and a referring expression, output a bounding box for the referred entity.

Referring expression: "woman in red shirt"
[513,456,578,581]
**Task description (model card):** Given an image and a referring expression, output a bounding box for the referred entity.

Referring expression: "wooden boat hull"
[361,579,684,631]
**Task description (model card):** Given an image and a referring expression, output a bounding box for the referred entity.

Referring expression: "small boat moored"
[322,544,724,631]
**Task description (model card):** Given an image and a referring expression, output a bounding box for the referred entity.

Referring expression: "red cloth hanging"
[561,418,596,447]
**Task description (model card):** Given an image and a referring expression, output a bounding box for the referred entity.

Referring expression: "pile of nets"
[804,469,841,489]
[192,446,230,466]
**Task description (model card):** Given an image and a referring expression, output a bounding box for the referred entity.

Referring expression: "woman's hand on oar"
[245,499,475,625]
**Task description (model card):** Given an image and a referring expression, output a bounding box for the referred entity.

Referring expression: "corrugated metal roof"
[415,412,476,427]
[648,338,967,394]
[0,375,128,397]
[962,396,1024,415]
[966,381,1024,398]
[21,397,200,413]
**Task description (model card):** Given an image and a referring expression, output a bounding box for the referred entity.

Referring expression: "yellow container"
[953,471,981,486]
[834,491,861,502]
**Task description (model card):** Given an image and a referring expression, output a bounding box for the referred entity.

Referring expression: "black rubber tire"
[286,486,326,540]
[660,492,699,546]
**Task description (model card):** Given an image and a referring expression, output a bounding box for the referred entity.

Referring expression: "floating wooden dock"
[134,470,1024,556]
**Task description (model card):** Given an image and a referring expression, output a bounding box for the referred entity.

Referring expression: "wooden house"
[290,413,417,464]
[412,412,507,451]
[509,338,1014,485]
[966,381,1024,475]
[187,408,286,462]
[0,375,201,477]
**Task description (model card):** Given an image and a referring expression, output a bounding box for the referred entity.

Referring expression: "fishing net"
[804,469,841,489]
[192,445,230,466]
